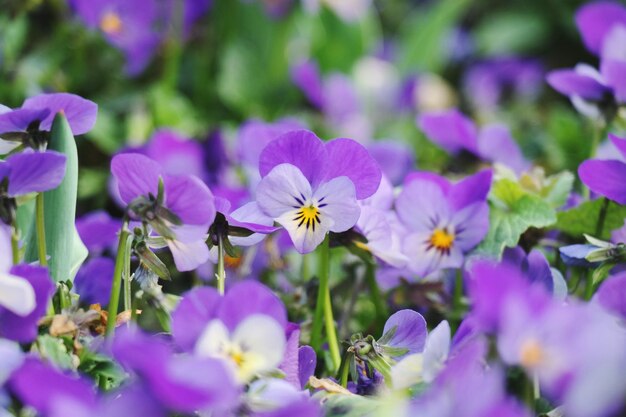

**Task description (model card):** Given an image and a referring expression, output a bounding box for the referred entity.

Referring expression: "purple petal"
[596,272,626,319]
[279,326,302,389]
[451,201,490,251]
[323,138,382,199]
[417,109,479,154]
[546,68,610,100]
[602,59,626,102]
[0,265,54,342]
[396,179,451,232]
[237,119,305,168]
[259,130,328,188]
[477,125,529,174]
[381,309,427,358]
[168,237,210,272]
[525,249,553,292]
[9,358,97,415]
[111,153,163,203]
[367,141,415,186]
[99,384,167,417]
[217,280,287,332]
[298,346,317,389]
[76,211,121,254]
[0,108,50,133]
[560,244,598,267]
[291,60,325,109]
[448,169,492,211]
[575,1,626,55]
[74,257,114,306]
[404,171,452,193]
[313,176,361,232]
[256,164,313,218]
[6,150,67,196]
[579,159,626,204]
[228,202,279,247]
[171,287,222,351]
[164,174,216,226]
[22,93,98,135]
[145,129,206,179]
[609,133,626,160]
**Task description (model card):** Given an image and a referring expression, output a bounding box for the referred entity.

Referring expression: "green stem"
[10,224,19,265]
[123,234,134,320]
[216,234,226,296]
[58,283,70,311]
[584,272,595,300]
[595,198,610,237]
[106,224,130,337]
[35,193,47,267]
[450,270,464,332]
[338,351,352,388]
[313,236,341,372]
[365,262,387,322]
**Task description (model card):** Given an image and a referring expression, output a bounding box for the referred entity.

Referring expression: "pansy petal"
[609,134,626,160]
[367,141,415,186]
[258,130,328,187]
[601,59,626,103]
[0,225,12,273]
[403,232,451,277]
[478,125,529,174]
[22,93,98,135]
[323,138,382,199]
[417,109,479,154]
[256,164,313,218]
[396,180,451,232]
[172,286,222,351]
[291,60,325,109]
[313,176,361,232]
[164,174,216,226]
[168,238,210,272]
[229,202,278,247]
[575,1,626,55]
[111,153,163,203]
[448,169,492,211]
[73,257,114,306]
[6,150,67,196]
[0,273,35,316]
[0,108,50,134]
[0,265,54,342]
[232,315,287,378]
[278,207,332,254]
[218,280,287,332]
[390,353,424,389]
[298,346,317,390]
[381,309,427,359]
[546,68,609,100]
[579,159,626,204]
[422,320,451,383]
[596,272,626,320]
[451,202,490,251]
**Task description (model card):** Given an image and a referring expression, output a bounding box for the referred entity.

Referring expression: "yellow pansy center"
[294,205,321,231]
[520,339,544,368]
[100,11,123,35]
[429,228,455,253]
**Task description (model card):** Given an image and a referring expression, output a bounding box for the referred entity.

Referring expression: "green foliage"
[79,350,127,391]
[555,199,626,240]
[35,334,75,370]
[475,11,549,56]
[25,114,88,282]
[476,178,557,257]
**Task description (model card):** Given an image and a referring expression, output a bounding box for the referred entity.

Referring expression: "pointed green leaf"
[25,114,88,282]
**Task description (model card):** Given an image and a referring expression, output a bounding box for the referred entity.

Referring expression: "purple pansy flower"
[172,281,288,383]
[396,170,492,278]
[71,0,165,75]
[576,1,626,57]
[0,149,66,201]
[145,129,207,181]
[111,153,216,271]
[418,109,529,174]
[76,210,121,255]
[255,130,381,253]
[579,133,626,204]
[378,309,427,360]
[245,378,321,417]
[595,271,626,320]
[73,257,115,306]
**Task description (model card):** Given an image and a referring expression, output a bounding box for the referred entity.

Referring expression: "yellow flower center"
[294,205,321,231]
[429,228,455,252]
[100,11,123,35]
[520,339,544,368]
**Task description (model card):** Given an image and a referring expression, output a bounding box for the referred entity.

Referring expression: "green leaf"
[35,334,75,370]
[319,391,381,417]
[25,114,88,282]
[78,349,127,391]
[476,179,556,257]
[397,0,472,73]
[475,11,548,56]
[555,199,626,240]
[540,171,575,208]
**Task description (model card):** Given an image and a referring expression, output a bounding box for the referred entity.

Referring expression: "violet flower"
[172,281,288,383]
[418,109,529,174]
[74,257,115,306]
[0,93,97,150]
[245,378,320,417]
[145,129,207,181]
[255,130,381,253]
[579,133,626,204]
[76,210,121,255]
[111,153,216,271]
[396,170,492,278]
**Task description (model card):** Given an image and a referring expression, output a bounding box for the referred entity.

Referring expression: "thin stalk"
[310,236,342,372]
[123,234,134,322]
[35,193,47,267]
[10,224,19,265]
[595,198,610,237]
[58,283,70,311]
[216,234,226,296]
[338,350,352,388]
[365,262,387,322]
[450,270,464,332]
[584,272,595,300]
[106,224,130,337]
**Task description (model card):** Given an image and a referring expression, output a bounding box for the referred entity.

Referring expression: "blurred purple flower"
[76,210,120,255]
[256,130,381,253]
[378,309,427,360]
[396,170,492,278]
[74,257,115,306]
[0,149,66,201]
[579,133,626,204]
[418,109,529,174]
[145,129,206,181]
